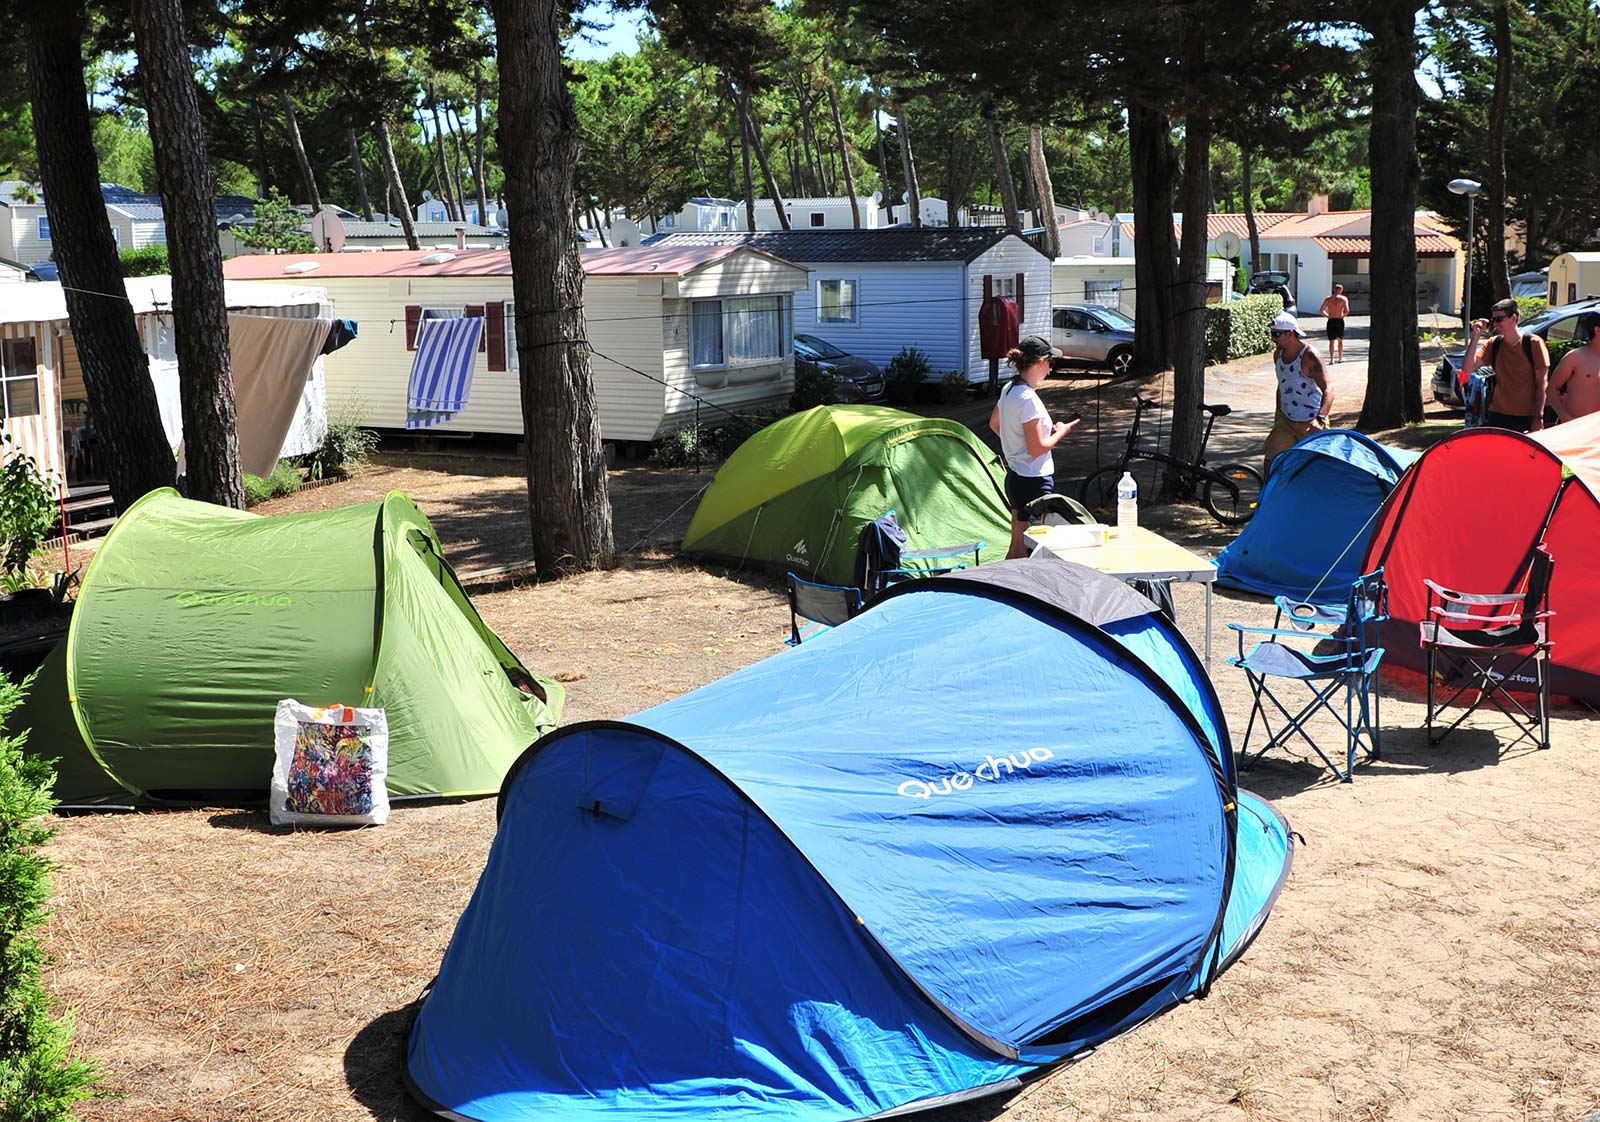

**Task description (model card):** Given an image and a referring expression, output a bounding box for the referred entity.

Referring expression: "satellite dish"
[613,217,643,246]
[310,206,346,253]
[1214,230,1242,260]
[422,189,434,202]
[494,206,509,230]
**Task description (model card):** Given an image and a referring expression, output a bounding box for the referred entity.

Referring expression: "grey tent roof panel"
[881,555,1159,627]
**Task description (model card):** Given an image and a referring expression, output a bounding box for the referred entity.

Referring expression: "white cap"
[1271,313,1306,337]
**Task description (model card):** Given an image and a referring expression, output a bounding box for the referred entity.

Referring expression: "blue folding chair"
[855,511,983,599]
[785,573,864,646]
[1227,568,1388,783]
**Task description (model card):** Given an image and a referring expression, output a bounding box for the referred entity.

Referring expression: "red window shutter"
[1016,273,1026,318]
[405,305,421,350]
[486,301,507,371]
[465,305,487,352]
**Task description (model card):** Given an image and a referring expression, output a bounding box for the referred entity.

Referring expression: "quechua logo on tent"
[174,590,294,608]
[896,747,1057,800]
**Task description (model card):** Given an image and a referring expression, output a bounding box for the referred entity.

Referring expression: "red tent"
[1362,413,1600,701]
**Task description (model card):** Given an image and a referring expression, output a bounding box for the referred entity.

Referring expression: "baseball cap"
[1017,334,1063,360]
[1270,313,1306,338]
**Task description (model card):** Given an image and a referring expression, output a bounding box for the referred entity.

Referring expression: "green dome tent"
[18,489,561,808]
[681,405,1013,585]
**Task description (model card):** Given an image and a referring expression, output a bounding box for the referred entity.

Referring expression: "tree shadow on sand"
[346,1003,436,1122]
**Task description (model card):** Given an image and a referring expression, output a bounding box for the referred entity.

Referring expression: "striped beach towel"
[406,316,484,429]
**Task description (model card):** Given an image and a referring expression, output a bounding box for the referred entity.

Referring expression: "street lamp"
[1448,178,1482,332]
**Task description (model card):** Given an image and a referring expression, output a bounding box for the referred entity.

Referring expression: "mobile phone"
[1065,412,1083,424]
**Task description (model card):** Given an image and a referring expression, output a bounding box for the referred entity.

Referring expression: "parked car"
[793,334,885,403]
[1511,268,1548,301]
[1246,270,1296,314]
[1431,296,1600,407]
[1050,304,1136,378]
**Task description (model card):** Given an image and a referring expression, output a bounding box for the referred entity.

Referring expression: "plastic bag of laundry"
[270,701,390,827]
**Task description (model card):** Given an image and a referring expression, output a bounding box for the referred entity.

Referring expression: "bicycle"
[1079,394,1264,526]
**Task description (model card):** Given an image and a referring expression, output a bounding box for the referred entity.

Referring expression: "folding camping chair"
[1421,546,1554,752]
[785,573,864,646]
[1227,568,1388,783]
[1023,492,1098,527]
[854,511,983,600]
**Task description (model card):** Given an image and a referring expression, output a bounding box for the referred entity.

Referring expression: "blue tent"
[1217,430,1419,605]
[404,559,1293,1122]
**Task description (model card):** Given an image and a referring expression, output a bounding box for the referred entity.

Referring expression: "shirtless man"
[1317,284,1351,363]
[1547,311,1600,423]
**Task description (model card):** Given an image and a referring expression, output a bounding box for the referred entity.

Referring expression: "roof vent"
[419,252,456,266]
[282,261,321,274]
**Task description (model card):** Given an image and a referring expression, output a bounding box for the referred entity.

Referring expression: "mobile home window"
[817,279,858,324]
[690,296,784,368]
[1084,279,1121,308]
[0,338,41,419]
[809,212,826,227]
[36,216,50,241]
[420,306,467,326]
[504,308,520,372]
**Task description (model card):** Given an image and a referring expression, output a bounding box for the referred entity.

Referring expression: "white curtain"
[725,296,781,364]
[690,301,724,367]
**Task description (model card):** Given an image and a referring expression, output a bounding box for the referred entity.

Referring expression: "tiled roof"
[222,244,764,280]
[650,227,1033,264]
[1315,234,1460,255]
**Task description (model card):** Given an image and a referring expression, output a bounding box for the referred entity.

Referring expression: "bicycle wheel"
[1079,459,1162,524]
[1203,462,1264,526]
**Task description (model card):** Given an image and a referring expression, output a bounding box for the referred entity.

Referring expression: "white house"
[222,245,810,442]
[747,197,881,231]
[650,228,1053,385]
[0,276,332,487]
[0,181,54,267]
[415,198,493,226]
[653,197,742,234]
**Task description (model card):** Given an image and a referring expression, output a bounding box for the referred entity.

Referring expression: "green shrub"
[1515,295,1548,321]
[0,442,58,577]
[1234,259,1249,295]
[884,345,931,384]
[243,459,303,505]
[307,404,379,480]
[0,675,103,1118]
[649,406,787,467]
[1204,293,1284,363]
[791,360,846,410]
[117,244,168,277]
[649,424,713,468]
[712,407,786,456]
[1547,337,1581,368]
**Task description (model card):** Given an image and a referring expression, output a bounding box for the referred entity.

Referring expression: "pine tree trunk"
[1485,0,1512,302]
[491,0,614,574]
[279,91,322,212]
[982,96,1021,231]
[1359,2,1425,429]
[347,127,374,221]
[429,97,461,222]
[376,117,419,249]
[732,86,756,231]
[740,91,789,230]
[1169,104,1212,496]
[826,83,862,228]
[474,62,490,227]
[131,0,242,508]
[253,98,270,197]
[1129,102,1177,375]
[21,2,175,508]
[872,82,893,221]
[1241,143,1260,275]
[448,104,472,220]
[1027,124,1059,258]
[894,99,921,228]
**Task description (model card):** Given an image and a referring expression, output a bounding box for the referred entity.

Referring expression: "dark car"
[1431,297,1600,408]
[793,334,885,403]
[1246,270,1296,315]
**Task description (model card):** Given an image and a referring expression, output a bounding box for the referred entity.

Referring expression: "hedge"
[1204,293,1284,363]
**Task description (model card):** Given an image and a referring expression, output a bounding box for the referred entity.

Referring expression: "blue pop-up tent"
[403,559,1293,1122]
[1217,429,1418,605]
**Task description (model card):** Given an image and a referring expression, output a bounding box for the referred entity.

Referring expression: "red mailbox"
[978,294,1020,360]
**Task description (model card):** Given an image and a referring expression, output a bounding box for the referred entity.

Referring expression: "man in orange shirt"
[1317,284,1351,364]
[1460,298,1550,432]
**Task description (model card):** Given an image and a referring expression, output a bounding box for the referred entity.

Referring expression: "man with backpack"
[1459,298,1550,432]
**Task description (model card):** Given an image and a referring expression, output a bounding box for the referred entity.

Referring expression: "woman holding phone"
[988,334,1080,558]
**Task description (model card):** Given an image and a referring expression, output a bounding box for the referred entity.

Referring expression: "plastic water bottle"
[1116,471,1138,539]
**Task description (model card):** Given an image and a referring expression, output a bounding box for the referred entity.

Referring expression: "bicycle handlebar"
[1130,393,1232,415]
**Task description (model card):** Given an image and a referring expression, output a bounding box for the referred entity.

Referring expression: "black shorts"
[1004,470,1054,518]
[1485,410,1535,433]
[1326,317,1345,341]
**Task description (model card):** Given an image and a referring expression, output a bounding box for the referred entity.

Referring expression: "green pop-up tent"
[681,405,1013,585]
[17,489,562,807]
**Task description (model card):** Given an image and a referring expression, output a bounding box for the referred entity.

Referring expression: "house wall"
[130,219,168,251]
[105,210,135,251]
[1257,237,1329,311]
[1547,254,1600,307]
[792,260,967,376]
[1052,259,1137,317]
[1057,222,1114,258]
[5,205,54,266]
[0,321,66,483]
[748,199,876,231]
[0,261,26,285]
[965,239,1054,382]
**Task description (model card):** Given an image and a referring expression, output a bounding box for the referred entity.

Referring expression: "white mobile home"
[1547,252,1600,307]
[222,245,809,442]
[0,277,332,487]
[1052,256,1137,318]
[650,229,1052,384]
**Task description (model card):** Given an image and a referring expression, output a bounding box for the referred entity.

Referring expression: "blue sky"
[567,4,647,61]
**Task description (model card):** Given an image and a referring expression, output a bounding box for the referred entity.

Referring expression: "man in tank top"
[1262,313,1334,474]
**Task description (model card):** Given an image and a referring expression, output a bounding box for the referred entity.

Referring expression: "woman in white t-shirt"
[987,334,1079,558]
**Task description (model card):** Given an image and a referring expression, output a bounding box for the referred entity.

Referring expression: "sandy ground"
[37,322,1600,1122]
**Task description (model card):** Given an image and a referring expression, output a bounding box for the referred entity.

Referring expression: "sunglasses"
[1490,314,1511,324]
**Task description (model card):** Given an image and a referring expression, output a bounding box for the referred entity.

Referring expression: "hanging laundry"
[407,315,484,429]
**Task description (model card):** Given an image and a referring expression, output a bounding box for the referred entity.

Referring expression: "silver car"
[1050,304,1136,377]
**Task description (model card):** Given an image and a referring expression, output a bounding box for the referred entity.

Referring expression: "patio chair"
[786,573,864,646]
[1227,568,1388,783]
[1421,546,1554,752]
[853,511,983,600]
